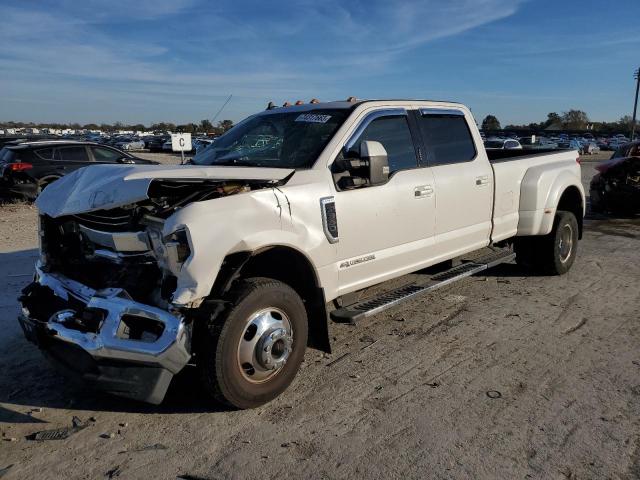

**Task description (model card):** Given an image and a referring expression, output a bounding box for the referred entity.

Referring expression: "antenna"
[632,68,640,140]
[212,94,233,124]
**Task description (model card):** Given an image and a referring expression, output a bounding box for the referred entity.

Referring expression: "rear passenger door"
[54,146,92,173]
[413,109,493,259]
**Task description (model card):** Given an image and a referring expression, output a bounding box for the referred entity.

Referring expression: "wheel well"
[225,246,331,353]
[38,175,61,187]
[557,186,584,239]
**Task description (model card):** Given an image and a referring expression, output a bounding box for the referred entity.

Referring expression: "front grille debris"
[28,416,93,441]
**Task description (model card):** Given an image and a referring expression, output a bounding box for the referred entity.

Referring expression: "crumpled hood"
[36,164,294,217]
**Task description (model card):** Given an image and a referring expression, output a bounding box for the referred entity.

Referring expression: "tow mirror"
[360,140,389,185]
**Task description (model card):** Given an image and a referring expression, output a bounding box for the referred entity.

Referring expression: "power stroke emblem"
[339,254,376,269]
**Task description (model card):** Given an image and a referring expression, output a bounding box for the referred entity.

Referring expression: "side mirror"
[117,157,135,164]
[360,140,389,185]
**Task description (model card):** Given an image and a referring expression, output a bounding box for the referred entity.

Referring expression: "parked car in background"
[115,138,146,151]
[590,155,640,214]
[193,138,215,154]
[610,141,640,160]
[608,139,629,152]
[0,141,157,199]
[518,136,558,150]
[484,138,523,149]
[583,142,600,155]
[147,135,170,152]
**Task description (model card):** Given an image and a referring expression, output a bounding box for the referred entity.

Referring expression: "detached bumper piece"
[18,264,192,404]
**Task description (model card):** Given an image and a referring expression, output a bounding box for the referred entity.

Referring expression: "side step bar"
[330,249,515,324]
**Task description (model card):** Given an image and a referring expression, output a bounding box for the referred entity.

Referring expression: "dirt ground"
[0,152,638,480]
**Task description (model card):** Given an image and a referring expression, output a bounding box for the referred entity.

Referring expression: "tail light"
[576,157,581,165]
[8,162,33,172]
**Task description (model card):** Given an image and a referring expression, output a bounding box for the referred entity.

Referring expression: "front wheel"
[514,210,579,275]
[198,277,308,409]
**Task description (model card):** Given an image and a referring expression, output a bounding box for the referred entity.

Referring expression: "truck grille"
[73,208,136,232]
[41,214,162,302]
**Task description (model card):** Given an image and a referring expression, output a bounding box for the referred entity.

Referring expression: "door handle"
[475,175,489,186]
[414,185,434,198]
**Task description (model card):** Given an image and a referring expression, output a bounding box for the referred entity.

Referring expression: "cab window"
[350,116,418,173]
[417,114,476,165]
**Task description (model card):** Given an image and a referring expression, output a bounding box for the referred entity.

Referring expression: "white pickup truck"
[18,99,585,408]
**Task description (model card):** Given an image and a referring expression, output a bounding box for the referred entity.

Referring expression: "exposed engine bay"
[39,178,281,309]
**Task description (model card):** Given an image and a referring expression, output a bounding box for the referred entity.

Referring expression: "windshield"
[192,109,350,168]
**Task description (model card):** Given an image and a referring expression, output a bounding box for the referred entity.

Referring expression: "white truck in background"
[19,99,584,409]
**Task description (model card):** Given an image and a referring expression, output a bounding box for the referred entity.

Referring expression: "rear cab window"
[416,111,477,165]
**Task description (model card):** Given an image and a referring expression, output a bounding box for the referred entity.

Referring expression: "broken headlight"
[163,228,191,264]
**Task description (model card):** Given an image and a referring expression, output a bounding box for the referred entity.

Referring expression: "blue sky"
[1,0,639,126]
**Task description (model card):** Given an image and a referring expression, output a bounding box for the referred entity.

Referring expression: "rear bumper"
[18,263,192,404]
[0,176,38,198]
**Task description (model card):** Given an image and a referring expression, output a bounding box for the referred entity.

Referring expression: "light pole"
[632,67,640,140]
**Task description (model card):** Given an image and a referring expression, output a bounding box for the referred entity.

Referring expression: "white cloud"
[0,0,526,123]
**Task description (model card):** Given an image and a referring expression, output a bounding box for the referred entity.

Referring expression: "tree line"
[0,119,235,135]
[481,111,635,134]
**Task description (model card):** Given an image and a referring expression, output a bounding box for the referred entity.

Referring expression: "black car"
[147,135,170,152]
[0,141,158,199]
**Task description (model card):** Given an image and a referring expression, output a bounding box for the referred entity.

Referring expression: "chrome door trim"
[419,108,465,117]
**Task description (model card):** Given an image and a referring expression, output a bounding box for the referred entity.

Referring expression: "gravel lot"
[0,152,638,479]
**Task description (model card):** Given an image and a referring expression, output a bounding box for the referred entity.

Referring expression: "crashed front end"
[18,169,289,404]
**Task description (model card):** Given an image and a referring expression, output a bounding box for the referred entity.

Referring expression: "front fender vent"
[320,196,339,244]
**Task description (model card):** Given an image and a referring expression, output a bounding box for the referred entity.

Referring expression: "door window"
[351,116,418,173]
[417,114,476,165]
[34,148,54,160]
[92,147,122,162]
[56,146,89,162]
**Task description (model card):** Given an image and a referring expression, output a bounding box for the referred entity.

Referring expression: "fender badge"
[340,254,376,269]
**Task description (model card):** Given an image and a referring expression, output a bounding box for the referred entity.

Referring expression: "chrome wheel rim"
[236,308,293,383]
[558,224,574,263]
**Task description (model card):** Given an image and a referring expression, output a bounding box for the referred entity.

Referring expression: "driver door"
[333,109,436,295]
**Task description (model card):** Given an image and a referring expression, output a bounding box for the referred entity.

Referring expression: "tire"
[514,210,579,275]
[198,277,308,409]
[35,177,59,198]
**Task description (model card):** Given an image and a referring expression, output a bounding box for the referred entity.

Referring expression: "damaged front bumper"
[18,263,192,404]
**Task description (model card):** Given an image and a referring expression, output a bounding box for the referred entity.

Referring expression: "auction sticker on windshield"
[295,114,332,123]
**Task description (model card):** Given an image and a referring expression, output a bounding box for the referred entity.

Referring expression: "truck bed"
[488,148,581,243]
